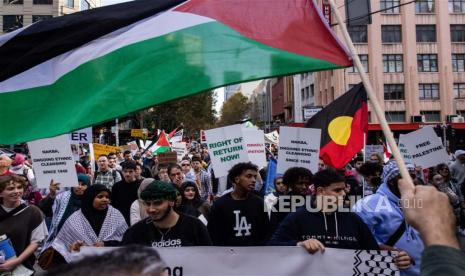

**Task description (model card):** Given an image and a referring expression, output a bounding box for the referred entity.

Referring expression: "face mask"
[371,176,381,186]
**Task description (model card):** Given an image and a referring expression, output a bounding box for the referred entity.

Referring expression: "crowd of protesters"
[0,140,465,275]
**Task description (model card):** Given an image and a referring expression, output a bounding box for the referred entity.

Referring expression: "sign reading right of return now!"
[205,124,249,178]
[277,126,321,174]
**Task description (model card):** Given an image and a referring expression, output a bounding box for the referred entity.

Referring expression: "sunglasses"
[181,163,190,166]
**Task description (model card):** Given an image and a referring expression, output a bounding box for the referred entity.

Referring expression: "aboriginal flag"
[305,83,368,169]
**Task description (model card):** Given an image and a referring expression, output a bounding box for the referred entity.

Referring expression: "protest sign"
[131,129,143,138]
[77,247,398,276]
[127,141,139,155]
[264,130,279,144]
[364,145,384,161]
[69,127,92,144]
[205,124,249,178]
[28,134,78,188]
[172,142,187,161]
[401,126,449,168]
[158,151,178,165]
[277,126,321,174]
[243,129,267,169]
[398,134,413,164]
[92,143,121,159]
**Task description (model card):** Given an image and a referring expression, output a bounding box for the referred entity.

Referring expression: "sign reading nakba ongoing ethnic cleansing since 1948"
[205,124,249,178]
[28,134,78,189]
[277,126,321,174]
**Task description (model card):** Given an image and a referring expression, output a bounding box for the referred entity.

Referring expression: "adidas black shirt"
[122,213,212,247]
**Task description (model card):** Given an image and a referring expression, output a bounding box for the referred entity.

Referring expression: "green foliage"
[217,92,251,127]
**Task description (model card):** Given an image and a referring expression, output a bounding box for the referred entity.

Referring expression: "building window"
[451,25,465,42]
[382,25,402,43]
[415,0,435,13]
[3,0,23,4]
[453,83,465,98]
[420,111,441,122]
[81,0,90,10]
[384,84,405,100]
[385,111,406,122]
[66,0,74,8]
[381,0,400,13]
[419,83,440,100]
[32,15,52,23]
[417,54,438,72]
[449,0,465,13]
[348,25,367,43]
[416,25,436,42]
[33,0,52,4]
[2,15,23,32]
[348,55,369,73]
[383,54,403,73]
[452,54,465,72]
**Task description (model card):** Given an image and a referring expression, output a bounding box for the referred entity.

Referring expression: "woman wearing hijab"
[52,184,128,263]
[178,181,210,221]
[40,173,89,250]
[130,178,154,226]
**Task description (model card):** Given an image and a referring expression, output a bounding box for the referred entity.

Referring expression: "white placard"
[243,129,267,169]
[402,126,449,168]
[172,142,187,161]
[364,145,384,161]
[205,125,249,178]
[76,247,398,276]
[28,134,78,188]
[69,127,92,144]
[277,126,321,174]
[398,134,414,164]
[127,141,139,155]
[264,130,279,144]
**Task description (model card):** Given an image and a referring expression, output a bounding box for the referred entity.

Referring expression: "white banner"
[69,127,92,144]
[205,125,249,178]
[402,126,449,168]
[264,130,279,145]
[243,129,267,169]
[277,126,321,174]
[172,142,187,161]
[76,247,398,276]
[28,134,78,188]
[398,134,414,164]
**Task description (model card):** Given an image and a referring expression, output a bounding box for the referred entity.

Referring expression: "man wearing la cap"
[449,150,465,187]
[122,180,212,247]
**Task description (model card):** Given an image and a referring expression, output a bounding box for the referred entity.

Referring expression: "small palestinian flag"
[153,131,171,154]
[305,83,368,169]
[0,0,352,144]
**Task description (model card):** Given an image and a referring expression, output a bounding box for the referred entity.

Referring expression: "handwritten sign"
[402,126,449,168]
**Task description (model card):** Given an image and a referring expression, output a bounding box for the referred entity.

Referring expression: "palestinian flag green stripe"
[0,22,343,144]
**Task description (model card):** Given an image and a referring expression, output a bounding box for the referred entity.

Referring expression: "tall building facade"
[224,84,240,101]
[1,0,101,34]
[315,0,465,144]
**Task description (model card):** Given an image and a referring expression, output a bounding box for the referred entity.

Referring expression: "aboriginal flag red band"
[305,83,368,169]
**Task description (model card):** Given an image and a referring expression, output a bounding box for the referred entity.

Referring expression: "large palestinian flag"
[305,83,368,169]
[0,0,352,144]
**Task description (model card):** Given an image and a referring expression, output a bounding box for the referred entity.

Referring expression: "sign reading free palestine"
[205,124,249,178]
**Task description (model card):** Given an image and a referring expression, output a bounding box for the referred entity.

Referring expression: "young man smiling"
[122,180,211,247]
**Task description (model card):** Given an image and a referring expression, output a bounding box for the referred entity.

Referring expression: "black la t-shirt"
[122,213,212,247]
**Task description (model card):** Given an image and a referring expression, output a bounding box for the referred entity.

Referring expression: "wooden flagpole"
[327,0,414,188]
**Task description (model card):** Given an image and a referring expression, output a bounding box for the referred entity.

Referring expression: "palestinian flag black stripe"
[0,0,186,82]
[305,83,368,169]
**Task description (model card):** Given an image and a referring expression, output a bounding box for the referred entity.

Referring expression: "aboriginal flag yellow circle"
[328,116,353,146]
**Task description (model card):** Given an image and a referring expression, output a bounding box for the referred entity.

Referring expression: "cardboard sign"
[401,126,449,168]
[243,129,267,169]
[69,127,92,144]
[264,130,279,145]
[131,129,144,138]
[364,145,384,161]
[277,126,321,174]
[158,151,178,165]
[205,125,249,178]
[398,134,414,164]
[172,142,187,161]
[92,143,121,159]
[28,134,78,188]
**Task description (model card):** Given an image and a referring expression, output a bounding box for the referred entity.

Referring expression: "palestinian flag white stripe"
[0,11,213,93]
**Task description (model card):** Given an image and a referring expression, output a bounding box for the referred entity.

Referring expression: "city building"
[293,73,317,123]
[314,0,465,148]
[1,0,101,34]
[224,84,240,101]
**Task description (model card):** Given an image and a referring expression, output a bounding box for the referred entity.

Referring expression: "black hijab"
[178,181,204,217]
[81,184,110,236]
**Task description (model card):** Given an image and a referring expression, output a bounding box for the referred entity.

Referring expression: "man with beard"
[122,181,212,247]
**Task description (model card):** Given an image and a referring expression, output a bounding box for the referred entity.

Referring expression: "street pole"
[115,118,119,146]
[328,0,414,188]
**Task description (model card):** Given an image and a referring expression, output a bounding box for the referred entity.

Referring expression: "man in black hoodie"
[111,161,142,225]
[269,168,379,252]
